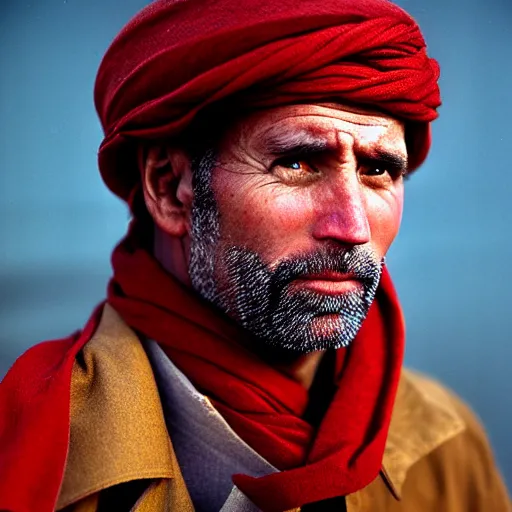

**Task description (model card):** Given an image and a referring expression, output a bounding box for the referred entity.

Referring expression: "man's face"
[188,103,406,353]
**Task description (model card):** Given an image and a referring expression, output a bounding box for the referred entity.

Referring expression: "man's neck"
[154,226,192,286]
[272,351,327,390]
[244,340,328,390]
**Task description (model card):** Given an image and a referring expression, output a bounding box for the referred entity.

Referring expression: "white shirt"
[144,340,278,512]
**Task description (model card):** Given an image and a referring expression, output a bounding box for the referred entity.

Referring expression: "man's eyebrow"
[260,128,409,172]
[262,128,331,155]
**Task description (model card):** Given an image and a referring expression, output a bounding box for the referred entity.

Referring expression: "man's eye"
[365,167,387,176]
[271,157,320,185]
[274,157,316,171]
[360,164,404,182]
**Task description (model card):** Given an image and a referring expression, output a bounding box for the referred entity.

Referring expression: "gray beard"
[188,150,383,354]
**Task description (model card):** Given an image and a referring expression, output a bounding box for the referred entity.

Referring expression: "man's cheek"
[367,195,404,256]
[220,191,312,247]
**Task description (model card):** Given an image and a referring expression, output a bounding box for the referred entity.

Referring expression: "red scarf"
[107,229,405,510]
[0,227,404,512]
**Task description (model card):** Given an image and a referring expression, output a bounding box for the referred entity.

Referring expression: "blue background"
[1,0,511,491]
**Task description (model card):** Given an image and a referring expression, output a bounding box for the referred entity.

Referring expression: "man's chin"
[308,313,347,340]
[261,336,356,356]
[259,314,360,354]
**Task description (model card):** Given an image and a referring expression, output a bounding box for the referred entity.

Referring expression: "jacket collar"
[381,368,466,498]
[58,304,466,507]
[57,304,177,509]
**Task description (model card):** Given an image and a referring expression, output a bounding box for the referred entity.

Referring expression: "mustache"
[269,245,382,289]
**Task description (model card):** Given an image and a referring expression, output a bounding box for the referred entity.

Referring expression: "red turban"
[94,0,441,202]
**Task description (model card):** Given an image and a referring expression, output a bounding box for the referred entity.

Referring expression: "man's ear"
[140,144,194,238]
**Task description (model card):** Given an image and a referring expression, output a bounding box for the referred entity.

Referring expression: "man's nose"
[311,171,371,247]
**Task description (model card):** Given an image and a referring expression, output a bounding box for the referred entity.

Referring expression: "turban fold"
[94,0,441,201]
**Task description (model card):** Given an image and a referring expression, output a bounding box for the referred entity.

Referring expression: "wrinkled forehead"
[220,103,407,160]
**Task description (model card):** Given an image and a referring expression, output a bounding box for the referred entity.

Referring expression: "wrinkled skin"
[143,103,407,385]
[211,104,406,271]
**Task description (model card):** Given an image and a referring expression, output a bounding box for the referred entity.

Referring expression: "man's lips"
[291,272,362,295]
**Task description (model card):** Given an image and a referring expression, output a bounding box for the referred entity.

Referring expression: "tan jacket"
[57,305,511,511]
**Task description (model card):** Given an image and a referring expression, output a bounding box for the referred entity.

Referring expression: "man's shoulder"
[396,368,495,463]
[392,367,494,469]
[0,308,103,512]
[385,368,511,510]
[57,304,177,510]
[397,368,471,433]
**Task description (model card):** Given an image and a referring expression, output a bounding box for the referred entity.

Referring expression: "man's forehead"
[237,103,407,157]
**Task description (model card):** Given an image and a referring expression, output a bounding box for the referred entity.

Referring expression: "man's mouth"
[291,271,362,295]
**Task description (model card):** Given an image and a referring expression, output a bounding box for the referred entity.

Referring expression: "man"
[0,0,509,510]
